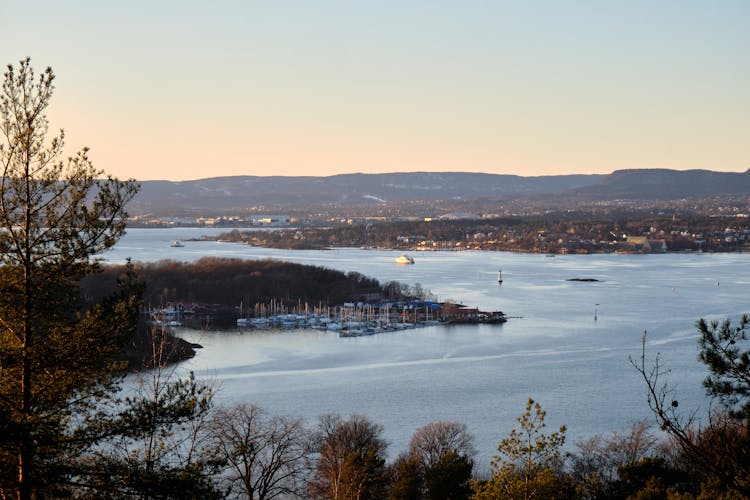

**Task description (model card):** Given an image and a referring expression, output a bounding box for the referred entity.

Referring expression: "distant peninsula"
[207,210,750,254]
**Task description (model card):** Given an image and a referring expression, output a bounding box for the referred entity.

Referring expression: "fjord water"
[104,228,749,466]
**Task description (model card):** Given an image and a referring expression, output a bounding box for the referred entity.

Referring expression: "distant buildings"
[438,212,480,220]
[250,215,291,226]
[129,215,292,228]
[625,236,667,253]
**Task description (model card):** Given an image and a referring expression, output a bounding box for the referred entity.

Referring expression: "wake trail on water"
[192,340,693,381]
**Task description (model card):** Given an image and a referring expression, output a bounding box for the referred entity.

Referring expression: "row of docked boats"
[236,298,507,336]
[237,314,340,330]
[236,313,426,336]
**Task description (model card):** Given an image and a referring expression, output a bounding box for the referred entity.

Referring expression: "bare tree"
[630,331,712,462]
[569,420,657,492]
[389,422,476,500]
[308,414,389,500]
[408,421,475,470]
[630,329,750,494]
[210,404,310,499]
[607,420,658,467]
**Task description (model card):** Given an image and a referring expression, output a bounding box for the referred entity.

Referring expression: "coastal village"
[200,215,750,254]
[129,195,750,255]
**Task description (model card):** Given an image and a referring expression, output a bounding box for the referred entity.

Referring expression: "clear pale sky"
[2,1,748,181]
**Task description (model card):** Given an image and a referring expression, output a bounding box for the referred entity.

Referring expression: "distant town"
[125,169,750,254]
[129,202,750,255]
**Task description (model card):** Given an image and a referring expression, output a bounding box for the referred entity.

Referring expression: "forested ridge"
[84,258,390,310]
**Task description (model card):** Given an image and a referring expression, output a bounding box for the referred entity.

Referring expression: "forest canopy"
[83,257,416,311]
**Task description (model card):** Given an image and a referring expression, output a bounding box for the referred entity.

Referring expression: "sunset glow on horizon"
[3,1,748,181]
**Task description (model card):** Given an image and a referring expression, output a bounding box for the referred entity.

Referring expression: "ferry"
[395,254,415,264]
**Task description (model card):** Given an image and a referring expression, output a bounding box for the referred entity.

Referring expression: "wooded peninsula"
[82,258,427,362]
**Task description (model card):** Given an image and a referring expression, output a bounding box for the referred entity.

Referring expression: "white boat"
[170,240,185,247]
[395,254,415,264]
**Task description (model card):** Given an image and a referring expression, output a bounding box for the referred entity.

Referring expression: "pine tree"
[472,398,570,500]
[0,56,140,498]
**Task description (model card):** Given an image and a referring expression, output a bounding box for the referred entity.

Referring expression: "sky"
[2,1,749,181]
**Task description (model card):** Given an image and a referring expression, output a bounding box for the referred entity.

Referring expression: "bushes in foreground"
[113,395,746,499]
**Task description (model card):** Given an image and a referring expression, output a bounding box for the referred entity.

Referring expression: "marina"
[234,299,506,336]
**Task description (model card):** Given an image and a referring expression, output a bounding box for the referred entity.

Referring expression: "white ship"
[395,254,415,264]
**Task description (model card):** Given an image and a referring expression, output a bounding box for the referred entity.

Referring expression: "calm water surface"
[104,228,750,466]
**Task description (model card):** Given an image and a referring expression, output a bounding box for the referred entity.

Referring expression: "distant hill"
[569,168,750,199]
[128,169,749,214]
[130,172,599,212]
